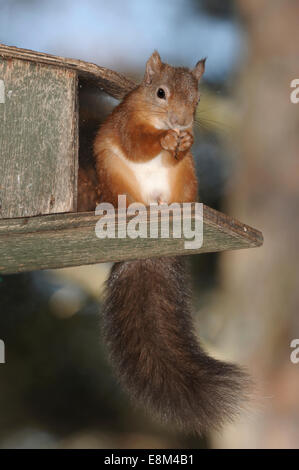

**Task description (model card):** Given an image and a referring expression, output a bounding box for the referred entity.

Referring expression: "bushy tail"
[103,256,250,434]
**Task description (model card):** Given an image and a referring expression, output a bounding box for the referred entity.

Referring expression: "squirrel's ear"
[192,57,207,81]
[144,50,162,85]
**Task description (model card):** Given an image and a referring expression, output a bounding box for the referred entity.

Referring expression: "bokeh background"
[0,0,299,449]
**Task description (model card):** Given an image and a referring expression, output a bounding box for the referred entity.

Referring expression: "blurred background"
[0,0,299,449]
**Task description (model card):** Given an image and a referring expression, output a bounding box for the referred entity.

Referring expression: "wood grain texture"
[0,43,136,100]
[0,57,78,218]
[0,204,263,274]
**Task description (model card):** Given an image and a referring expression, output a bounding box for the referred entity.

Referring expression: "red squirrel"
[92,51,249,433]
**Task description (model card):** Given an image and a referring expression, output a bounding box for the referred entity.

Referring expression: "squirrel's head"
[139,50,206,131]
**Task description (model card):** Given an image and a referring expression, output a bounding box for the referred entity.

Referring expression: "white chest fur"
[127,153,170,204]
[114,147,171,204]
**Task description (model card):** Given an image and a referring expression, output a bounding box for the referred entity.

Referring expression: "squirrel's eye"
[157,88,166,99]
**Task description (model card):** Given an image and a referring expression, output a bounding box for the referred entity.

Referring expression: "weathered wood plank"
[0,58,78,218]
[0,43,136,100]
[0,204,263,274]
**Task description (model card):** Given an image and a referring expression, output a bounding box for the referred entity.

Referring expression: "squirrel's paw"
[177,131,193,152]
[160,130,179,152]
[161,130,193,158]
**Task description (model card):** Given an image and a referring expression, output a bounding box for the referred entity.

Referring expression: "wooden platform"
[0,204,263,274]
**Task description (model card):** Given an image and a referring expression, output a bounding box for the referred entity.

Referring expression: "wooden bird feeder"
[0,43,263,274]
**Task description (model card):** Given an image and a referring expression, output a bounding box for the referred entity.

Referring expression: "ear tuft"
[192,57,207,81]
[144,50,162,85]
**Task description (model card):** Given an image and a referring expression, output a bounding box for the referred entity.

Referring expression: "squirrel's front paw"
[161,130,193,158]
[160,130,179,152]
[177,131,193,152]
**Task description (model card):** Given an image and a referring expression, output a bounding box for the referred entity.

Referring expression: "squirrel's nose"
[169,112,188,128]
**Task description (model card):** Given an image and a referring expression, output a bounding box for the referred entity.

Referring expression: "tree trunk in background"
[210,0,299,448]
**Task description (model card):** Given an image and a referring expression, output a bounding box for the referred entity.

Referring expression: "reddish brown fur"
[77,166,101,211]
[93,93,198,206]
[91,52,250,433]
[93,51,203,206]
